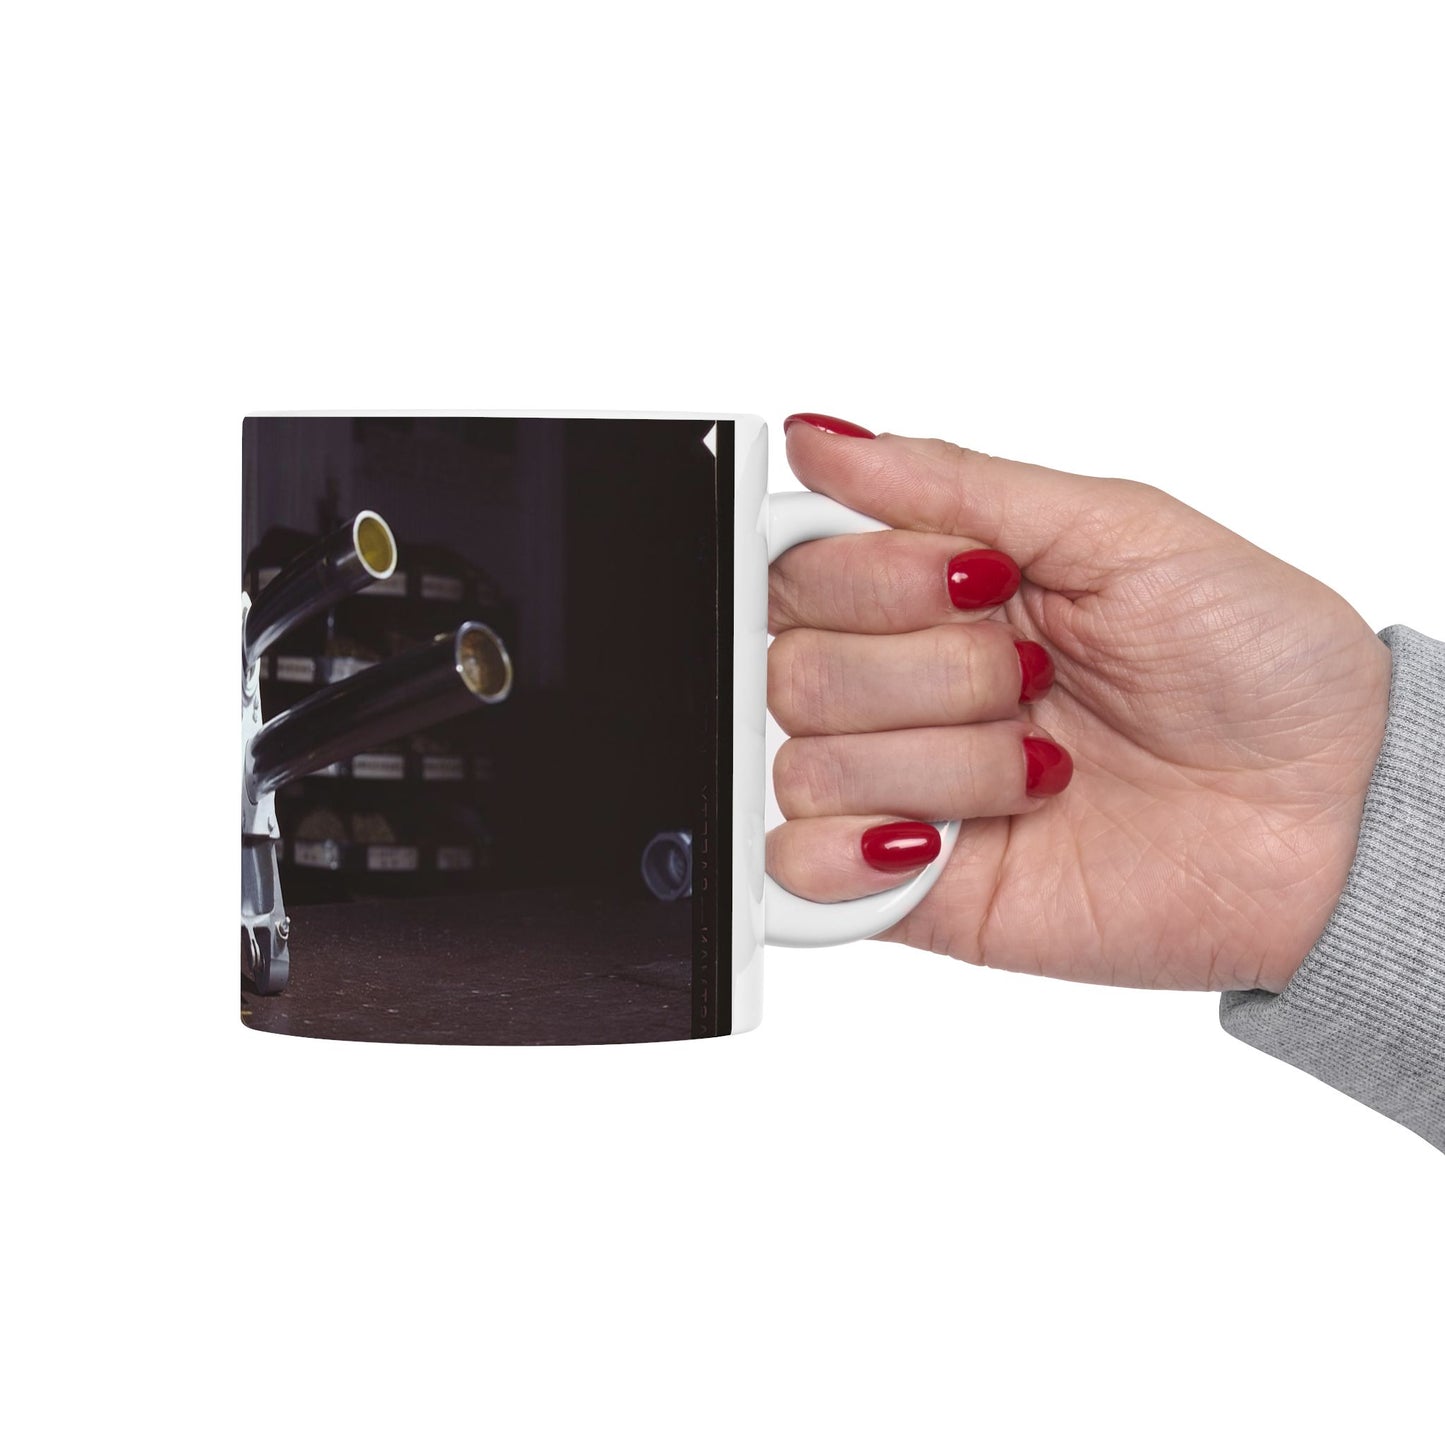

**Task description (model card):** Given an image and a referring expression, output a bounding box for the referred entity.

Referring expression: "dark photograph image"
[240,416,732,1044]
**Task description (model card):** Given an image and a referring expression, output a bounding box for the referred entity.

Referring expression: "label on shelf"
[436,846,474,871]
[422,756,466,781]
[293,840,342,869]
[352,753,406,780]
[420,573,465,602]
[275,656,317,684]
[364,570,408,598]
[366,845,419,872]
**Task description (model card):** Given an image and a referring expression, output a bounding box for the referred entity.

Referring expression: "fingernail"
[947,548,1020,610]
[1023,736,1073,797]
[860,821,942,872]
[1015,640,1055,703]
[783,412,877,439]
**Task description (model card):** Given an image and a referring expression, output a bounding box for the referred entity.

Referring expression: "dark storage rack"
[246,527,514,894]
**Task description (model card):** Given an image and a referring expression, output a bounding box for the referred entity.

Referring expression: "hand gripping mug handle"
[763,492,961,948]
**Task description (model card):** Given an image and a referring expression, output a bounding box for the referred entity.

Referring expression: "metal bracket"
[241,592,289,994]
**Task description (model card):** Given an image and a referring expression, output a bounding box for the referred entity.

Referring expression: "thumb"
[782,413,1181,588]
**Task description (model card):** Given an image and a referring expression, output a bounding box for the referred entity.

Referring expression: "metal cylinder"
[247,622,513,797]
[244,511,398,670]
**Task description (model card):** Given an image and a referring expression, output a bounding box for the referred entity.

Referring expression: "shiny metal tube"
[247,622,513,797]
[243,511,398,670]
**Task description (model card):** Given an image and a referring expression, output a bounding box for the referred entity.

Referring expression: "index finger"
[769,529,1021,635]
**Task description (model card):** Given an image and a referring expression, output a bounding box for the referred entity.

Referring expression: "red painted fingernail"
[947,548,1020,610]
[860,821,942,872]
[783,412,877,439]
[1023,737,1073,797]
[1015,640,1055,703]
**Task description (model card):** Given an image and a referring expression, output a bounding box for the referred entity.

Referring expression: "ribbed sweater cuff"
[1219,624,1445,1150]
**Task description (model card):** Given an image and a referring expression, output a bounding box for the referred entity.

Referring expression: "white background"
[5,2,1442,1441]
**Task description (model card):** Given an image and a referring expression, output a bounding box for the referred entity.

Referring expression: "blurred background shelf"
[281,839,490,875]
[243,416,713,911]
[246,480,514,904]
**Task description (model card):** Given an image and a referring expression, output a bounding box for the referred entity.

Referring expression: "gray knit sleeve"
[1220,625,1445,1150]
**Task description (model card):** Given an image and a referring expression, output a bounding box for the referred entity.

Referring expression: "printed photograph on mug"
[240,416,733,1044]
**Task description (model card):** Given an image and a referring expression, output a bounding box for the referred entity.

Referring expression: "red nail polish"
[860,821,942,872]
[1023,737,1073,797]
[947,548,1020,610]
[783,412,877,439]
[1015,640,1055,703]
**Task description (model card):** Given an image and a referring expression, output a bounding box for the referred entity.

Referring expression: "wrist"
[1256,634,1393,995]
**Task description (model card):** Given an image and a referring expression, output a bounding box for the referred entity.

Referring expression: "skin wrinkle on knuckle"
[814,642,850,734]
[767,568,801,634]
[945,442,987,484]
[931,626,982,721]
[942,444,999,533]
[766,633,804,734]
[804,737,848,816]
[946,734,981,816]
[772,631,834,737]
[773,737,844,817]
[913,433,967,473]
[860,536,916,630]
[772,741,804,816]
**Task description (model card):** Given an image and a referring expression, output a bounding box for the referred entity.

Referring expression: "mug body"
[242,412,766,1044]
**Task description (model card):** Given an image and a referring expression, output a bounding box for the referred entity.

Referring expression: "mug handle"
[763,492,962,948]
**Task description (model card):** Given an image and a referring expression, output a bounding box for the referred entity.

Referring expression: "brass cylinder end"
[456,623,513,703]
[353,511,397,579]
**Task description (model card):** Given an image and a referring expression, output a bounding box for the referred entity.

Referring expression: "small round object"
[641,832,692,901]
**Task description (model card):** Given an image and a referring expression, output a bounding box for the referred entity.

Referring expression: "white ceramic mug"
[240,412,956,1045]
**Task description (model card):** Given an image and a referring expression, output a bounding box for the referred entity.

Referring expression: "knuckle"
[932,626,986,719]
[767,565,800,634]
[936,440,997,498]
[1119,477,1177,511]
[766,632,828,735]
[946,441,990,476]
[857,534,916,630]
[773,738,842,818]
[903,434,987,474]
[1065,478,1190,574]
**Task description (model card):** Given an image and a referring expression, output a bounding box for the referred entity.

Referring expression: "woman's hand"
[766,415,1393,993]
